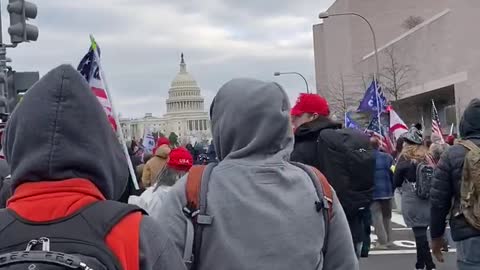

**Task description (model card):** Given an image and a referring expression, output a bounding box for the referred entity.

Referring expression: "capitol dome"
[166,53,205,114]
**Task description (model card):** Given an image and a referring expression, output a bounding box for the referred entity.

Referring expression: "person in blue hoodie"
[370,137,394,249]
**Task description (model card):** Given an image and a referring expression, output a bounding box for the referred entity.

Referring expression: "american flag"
[77,42,117,131]
[366,115,392,152]
[431,100,444,142]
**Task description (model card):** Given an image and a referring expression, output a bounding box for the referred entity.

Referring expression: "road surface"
[361,211,457,269]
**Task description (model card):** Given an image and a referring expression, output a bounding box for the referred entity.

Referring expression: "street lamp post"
[274,71,310,94]
[318,11,380,78]
[319,11,383,130]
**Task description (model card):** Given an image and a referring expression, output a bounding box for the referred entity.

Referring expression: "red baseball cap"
[291,93,330,117]
[167,147,193,172]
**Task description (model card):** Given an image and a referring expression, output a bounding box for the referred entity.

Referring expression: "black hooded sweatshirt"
[3,65,128,199]
[1,64,187,270]
[430,99,480,241]
[291,116,342,168]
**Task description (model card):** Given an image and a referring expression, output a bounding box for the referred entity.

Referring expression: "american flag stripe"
[431,100,444,142]
[78,46,117,132]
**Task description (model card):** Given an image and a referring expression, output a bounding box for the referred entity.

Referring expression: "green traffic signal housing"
[7,0,38,44]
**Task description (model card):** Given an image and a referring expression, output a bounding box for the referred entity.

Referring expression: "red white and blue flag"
[431,100,444,143]
[366,115,392,152]
[77,42,117,131]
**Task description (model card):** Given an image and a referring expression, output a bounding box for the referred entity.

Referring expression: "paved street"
[361,211,457,269]
[361,253,457,269]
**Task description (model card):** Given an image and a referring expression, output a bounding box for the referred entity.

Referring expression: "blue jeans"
[457,236,480,270]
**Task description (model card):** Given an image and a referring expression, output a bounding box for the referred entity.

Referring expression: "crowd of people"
[0,64,479,270]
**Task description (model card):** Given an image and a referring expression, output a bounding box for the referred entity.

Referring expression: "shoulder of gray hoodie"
[139,216,187,270]
[151,162,359,270]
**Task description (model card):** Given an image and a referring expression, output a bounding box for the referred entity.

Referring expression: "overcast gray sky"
[4,0,335,118]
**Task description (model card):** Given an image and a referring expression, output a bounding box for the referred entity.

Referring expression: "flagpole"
[449,123,454,136]
[373,74,382,135]
[89,34,140,190]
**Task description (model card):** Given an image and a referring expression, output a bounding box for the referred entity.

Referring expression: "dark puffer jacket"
[291,116,341,168]
[430,99,480,241]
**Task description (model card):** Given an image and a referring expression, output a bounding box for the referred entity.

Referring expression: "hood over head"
[154,144,171,158]
[460,99,480,139]
[3,64,128,200]
[210,78,292,161]
[294,115,342,138]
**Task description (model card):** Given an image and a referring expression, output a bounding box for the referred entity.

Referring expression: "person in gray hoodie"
[153,78,358,270]
[0,64,186,270]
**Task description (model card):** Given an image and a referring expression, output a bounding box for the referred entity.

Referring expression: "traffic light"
[3,70,39,113]
[7,0,38,44]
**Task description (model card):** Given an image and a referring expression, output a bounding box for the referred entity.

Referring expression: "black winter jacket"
[291,117,341,170]
[430,99,480,241]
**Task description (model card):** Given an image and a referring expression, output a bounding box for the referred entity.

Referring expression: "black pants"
[412,227,436,270]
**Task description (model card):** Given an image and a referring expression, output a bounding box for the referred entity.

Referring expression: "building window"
[195,120,198,130]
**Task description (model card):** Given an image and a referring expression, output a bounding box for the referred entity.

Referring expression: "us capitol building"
[120,54,211,142]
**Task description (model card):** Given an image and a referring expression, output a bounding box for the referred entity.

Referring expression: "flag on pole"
[345,111,361,130]
[431,100,444,143]
[77,41,117,131]
[389,108,408,140]
[76,35,140,190]
[358,80,387,113]
[366,115,392,152]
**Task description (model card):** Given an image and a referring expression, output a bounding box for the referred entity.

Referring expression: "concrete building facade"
[314,0,480,134]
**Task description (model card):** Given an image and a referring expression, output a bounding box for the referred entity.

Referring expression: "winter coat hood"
[3,64,128,200]
[460,98,480,139]
[210,78,293,161]
[294,116,342,139]
[154,145,171,159]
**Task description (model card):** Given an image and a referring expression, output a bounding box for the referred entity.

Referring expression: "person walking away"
[394,127,436,270]
[370,137,394,249]
[131,147,193,214]
[0,65,186,270]
[207,140,217,163]
[291,93,376,257]
[430,99,480,269]
[142,137,171,188]
[156,79,358,270]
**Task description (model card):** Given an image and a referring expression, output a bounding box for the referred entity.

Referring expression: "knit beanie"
[167,147,193,172]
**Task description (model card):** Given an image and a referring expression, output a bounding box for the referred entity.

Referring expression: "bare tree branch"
[402,16,424,30]
[380,47,412,101]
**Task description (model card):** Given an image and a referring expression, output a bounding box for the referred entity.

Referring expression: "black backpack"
[415,162,434,200]
[317,128,375,216]
[0,201,145,270]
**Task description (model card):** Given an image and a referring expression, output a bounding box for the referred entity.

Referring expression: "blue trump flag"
[345,111,361,130]
[358,80,387,113]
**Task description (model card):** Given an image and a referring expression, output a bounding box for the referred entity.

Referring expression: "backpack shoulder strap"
[309,166,334,220]
[183,163,217,269]
[0,208,15,233]
[80,200,146,239]
[185,165,207,212]
[459,140,480,152]
[290,162,334,255]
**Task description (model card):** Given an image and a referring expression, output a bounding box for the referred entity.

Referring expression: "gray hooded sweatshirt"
[153,78,358,270]
[2,64,186,270]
